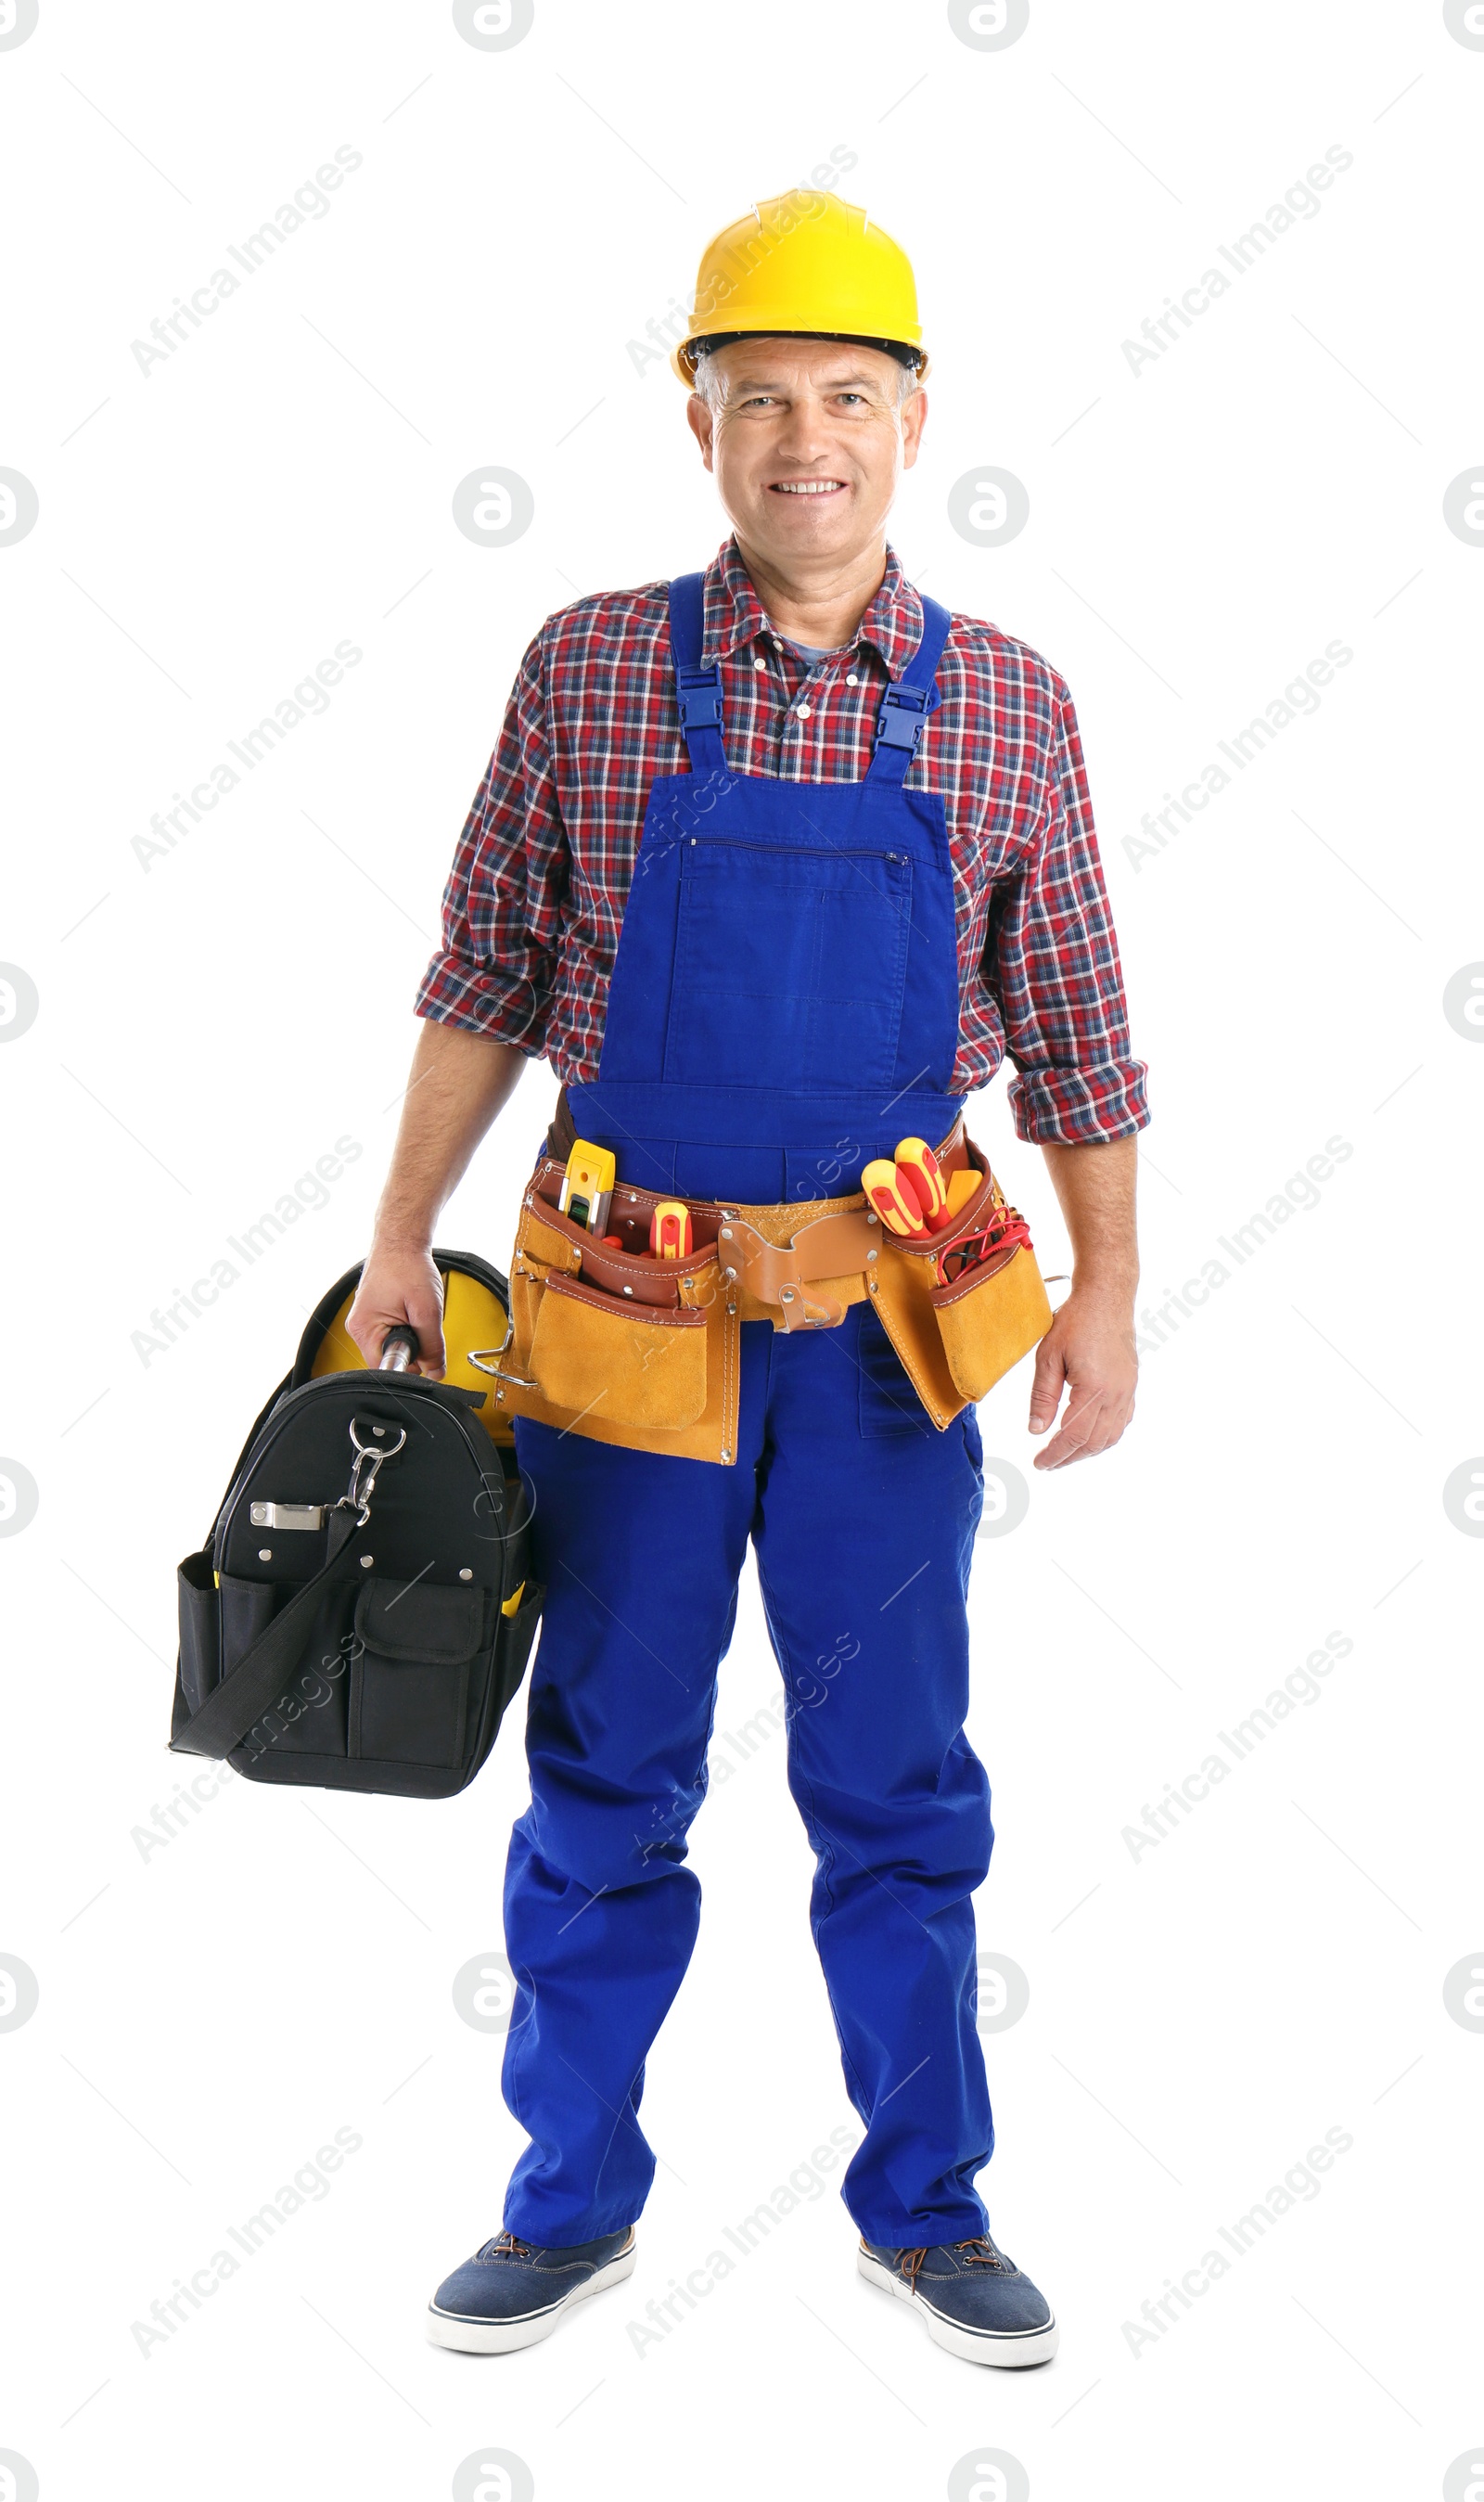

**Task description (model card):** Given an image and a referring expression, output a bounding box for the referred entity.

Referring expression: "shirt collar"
[700,534,927,678]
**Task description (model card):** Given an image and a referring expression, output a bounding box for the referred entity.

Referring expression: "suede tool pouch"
[928,1240,1054,1404]
[496,1178,738,1460]
[871,1136,1054,1425]
[530,1270,709,1429]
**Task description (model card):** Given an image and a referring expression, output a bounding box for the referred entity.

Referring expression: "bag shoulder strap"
[171,1507,364,1761]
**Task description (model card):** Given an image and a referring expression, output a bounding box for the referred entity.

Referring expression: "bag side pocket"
[177,1550,220,1714]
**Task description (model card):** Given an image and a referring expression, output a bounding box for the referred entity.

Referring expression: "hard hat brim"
[672,327,930,388]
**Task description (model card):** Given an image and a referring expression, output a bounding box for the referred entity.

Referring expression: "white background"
[2,2,1481,2497]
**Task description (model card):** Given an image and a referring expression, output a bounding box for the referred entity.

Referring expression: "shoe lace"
[893,2237,1006,2283]
[485,2229,534,2259]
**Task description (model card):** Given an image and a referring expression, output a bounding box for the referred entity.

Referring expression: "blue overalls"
[503,571,995,2250]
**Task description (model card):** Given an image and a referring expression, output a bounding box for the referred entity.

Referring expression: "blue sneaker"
[858,2231,1058,2367]
[427,2226,637,2353]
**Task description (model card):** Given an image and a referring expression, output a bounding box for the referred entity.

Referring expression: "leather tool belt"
[495,1111,1053,1466]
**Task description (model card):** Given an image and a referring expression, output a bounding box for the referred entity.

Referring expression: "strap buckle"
[875,680,932,753]
[675,662,723,734]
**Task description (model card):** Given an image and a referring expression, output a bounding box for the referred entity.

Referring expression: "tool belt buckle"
[718,1212,871,1331]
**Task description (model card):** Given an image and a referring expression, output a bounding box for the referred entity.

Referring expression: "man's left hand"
[1026,1289,1137,1469]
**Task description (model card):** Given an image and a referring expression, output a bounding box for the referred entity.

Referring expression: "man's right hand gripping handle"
[343,1022,529,1380]
[346,1245,449,1379]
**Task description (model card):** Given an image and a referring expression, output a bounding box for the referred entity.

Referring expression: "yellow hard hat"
[672,189,928,387]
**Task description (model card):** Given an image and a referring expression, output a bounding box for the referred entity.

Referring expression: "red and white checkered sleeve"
[414,626,567,1055]
[991,682,1150,1145]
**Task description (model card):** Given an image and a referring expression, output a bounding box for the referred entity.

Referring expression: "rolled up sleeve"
[988,680,1149,1145]
[414,629,567,1053]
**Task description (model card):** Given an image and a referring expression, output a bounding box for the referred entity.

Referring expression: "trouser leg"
[501,1369,761,2244]
[751,1301,994,2247]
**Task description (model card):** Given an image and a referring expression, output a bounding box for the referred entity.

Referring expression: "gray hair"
[691,344,921,413]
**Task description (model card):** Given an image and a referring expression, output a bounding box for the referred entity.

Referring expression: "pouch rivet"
[258,1546,272,1561]
[721,1446,732,1461]
[623,1285,634,1296]
[727,1302,736,1316]
[459,1568,473,1582]
[868,1278,878,1293]
[360,1555,374,1568]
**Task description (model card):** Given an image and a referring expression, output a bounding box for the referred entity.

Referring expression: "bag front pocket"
[350,1579,485,1770]
[529,1270,710,1430]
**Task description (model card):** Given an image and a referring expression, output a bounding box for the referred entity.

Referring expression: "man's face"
[685,338,928,568]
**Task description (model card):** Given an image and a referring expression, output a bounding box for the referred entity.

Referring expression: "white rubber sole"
[427,2235,637,2354]
[857,2246,1059,2367]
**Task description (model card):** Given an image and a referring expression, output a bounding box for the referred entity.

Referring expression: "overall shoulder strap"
[868,592,953,785]
[667,572,726,775]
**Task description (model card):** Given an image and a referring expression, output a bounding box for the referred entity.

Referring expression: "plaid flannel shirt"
[416,535,1148,1145]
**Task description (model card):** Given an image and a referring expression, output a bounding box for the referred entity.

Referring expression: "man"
[348,189,1147,2369]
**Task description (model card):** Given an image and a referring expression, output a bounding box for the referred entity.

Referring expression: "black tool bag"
[169,1252,544,1800]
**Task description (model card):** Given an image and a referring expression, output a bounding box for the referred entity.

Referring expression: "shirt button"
[846,673,859,686]
[796,702,812,719]
[753,657,767,672]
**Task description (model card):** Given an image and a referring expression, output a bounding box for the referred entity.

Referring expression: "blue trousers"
[502,1302,994,2249]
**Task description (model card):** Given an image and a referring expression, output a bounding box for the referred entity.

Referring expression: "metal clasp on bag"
[340,1417,407,1523]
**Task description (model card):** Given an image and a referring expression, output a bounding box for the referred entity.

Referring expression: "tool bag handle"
[170,1505,368,1761]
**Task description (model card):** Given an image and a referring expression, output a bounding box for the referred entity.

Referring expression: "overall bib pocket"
[661,840,912,1092]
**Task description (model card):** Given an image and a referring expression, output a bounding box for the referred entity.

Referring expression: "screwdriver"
[894,1136,963,1233]
[650,1199,693,1258]
[862,1160,928,1236]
